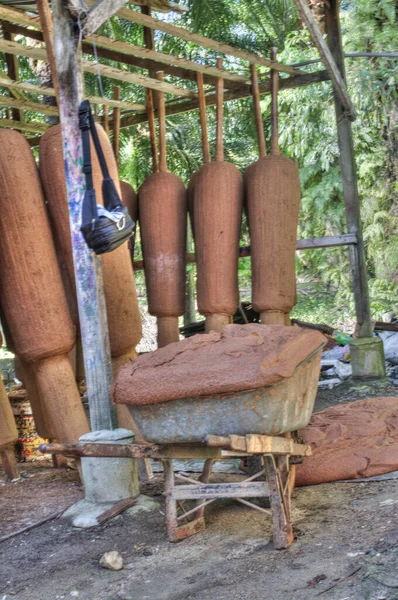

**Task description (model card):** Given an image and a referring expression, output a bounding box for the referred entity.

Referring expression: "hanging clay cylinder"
[245,56,300,325]
[39,125,142,368]
[192,61,243,333]
[139,72,187,348]
[120,180,138,262]
[0,131,89,444]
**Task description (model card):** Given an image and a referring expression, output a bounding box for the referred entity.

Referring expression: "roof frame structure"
[0,0,376,425]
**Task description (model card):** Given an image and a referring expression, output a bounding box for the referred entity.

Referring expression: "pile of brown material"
[112,324,325,406]
[296,397,398,486]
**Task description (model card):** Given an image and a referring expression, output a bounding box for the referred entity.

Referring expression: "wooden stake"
[270,47,280,156]
[156,71,167,173]
[215,58,224,162]
[103,105,109,134]
[250,63,266,158]
[112,86,120,166]
[196,72,210,163]
[146,88,159,173]
[52,0,114,431]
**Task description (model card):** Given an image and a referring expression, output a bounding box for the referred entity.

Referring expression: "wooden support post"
[2,29,21,122]
[292,0,356,120]
[112,86,120,166]
[264,455,293,549]
[36,0,60,106]
[52,0,114,430]
[324,0,373,339]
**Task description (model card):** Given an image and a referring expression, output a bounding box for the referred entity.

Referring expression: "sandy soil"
[1,382,398,600]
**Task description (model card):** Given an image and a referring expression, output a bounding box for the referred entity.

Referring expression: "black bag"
[79,100,135,255]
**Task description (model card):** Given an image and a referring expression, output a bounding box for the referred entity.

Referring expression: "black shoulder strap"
[79,100,98,229]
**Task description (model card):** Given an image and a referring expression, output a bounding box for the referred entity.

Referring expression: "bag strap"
[79,100,95,192]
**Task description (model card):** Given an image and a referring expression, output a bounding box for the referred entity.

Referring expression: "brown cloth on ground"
[112,324,325,407]
[296,397,398,486]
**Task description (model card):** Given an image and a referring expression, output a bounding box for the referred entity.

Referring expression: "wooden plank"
[40,442,157,459]
[83,0,131,38]
[292,0,357,120]
[245,435,311,457]
[52,0,114,430]
[172,481,269,500]
[109,6,303,76]
[89,33,249,84]
[2,21,245,90]
[119,69,331,129]
[172,517,205,542]
[0,118,49,133]
[83,59,197,98]
[0,38,197,99]
[132,234,358,270]
[0,73,145,110]
[324,0,373,339]
[36,0,59,105]
[0,96,58,116]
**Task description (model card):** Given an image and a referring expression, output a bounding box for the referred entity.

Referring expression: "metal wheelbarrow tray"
[128,345,323,444]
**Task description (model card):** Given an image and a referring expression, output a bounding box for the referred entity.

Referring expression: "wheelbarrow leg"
[264,454,294,550]
[196,458,214,519]
[163,459,178,542]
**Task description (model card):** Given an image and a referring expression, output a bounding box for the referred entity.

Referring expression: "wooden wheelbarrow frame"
[41,433,311,550]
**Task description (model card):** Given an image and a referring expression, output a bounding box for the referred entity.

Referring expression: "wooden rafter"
[118,69,331,129]
[2,22,246,90]
[0,75,146,111]
[0,38,196,99]
[0,95,58,115]
[0,118,48,133]
[107,6,304,76]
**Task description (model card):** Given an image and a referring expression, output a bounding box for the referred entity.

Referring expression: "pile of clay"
[296,397,398,486]
[112,324,325,406]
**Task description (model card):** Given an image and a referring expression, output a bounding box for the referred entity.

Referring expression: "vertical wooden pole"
[2,29,21,122]
[215,58,224,162]
[52,0,114,431]
[324,0,373,338]
[36,0,60,106]
[112,86,121,167]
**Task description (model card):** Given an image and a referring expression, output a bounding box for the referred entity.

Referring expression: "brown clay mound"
[296,396,398,486]
[112,324,325,406]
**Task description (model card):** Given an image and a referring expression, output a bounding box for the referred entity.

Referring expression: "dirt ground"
[1,382,398,600]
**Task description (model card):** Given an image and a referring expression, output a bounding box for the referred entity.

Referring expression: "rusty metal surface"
[128,347,323,443]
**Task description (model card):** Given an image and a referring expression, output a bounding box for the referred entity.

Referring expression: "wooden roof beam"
[118,69,331,129]
[0,19,248,90]
[83,0,131,39]
[0,118,48,133]
[0,95,58,115]
[0,37,196,99]
[0,75,146,111]
[110,6,304,76]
